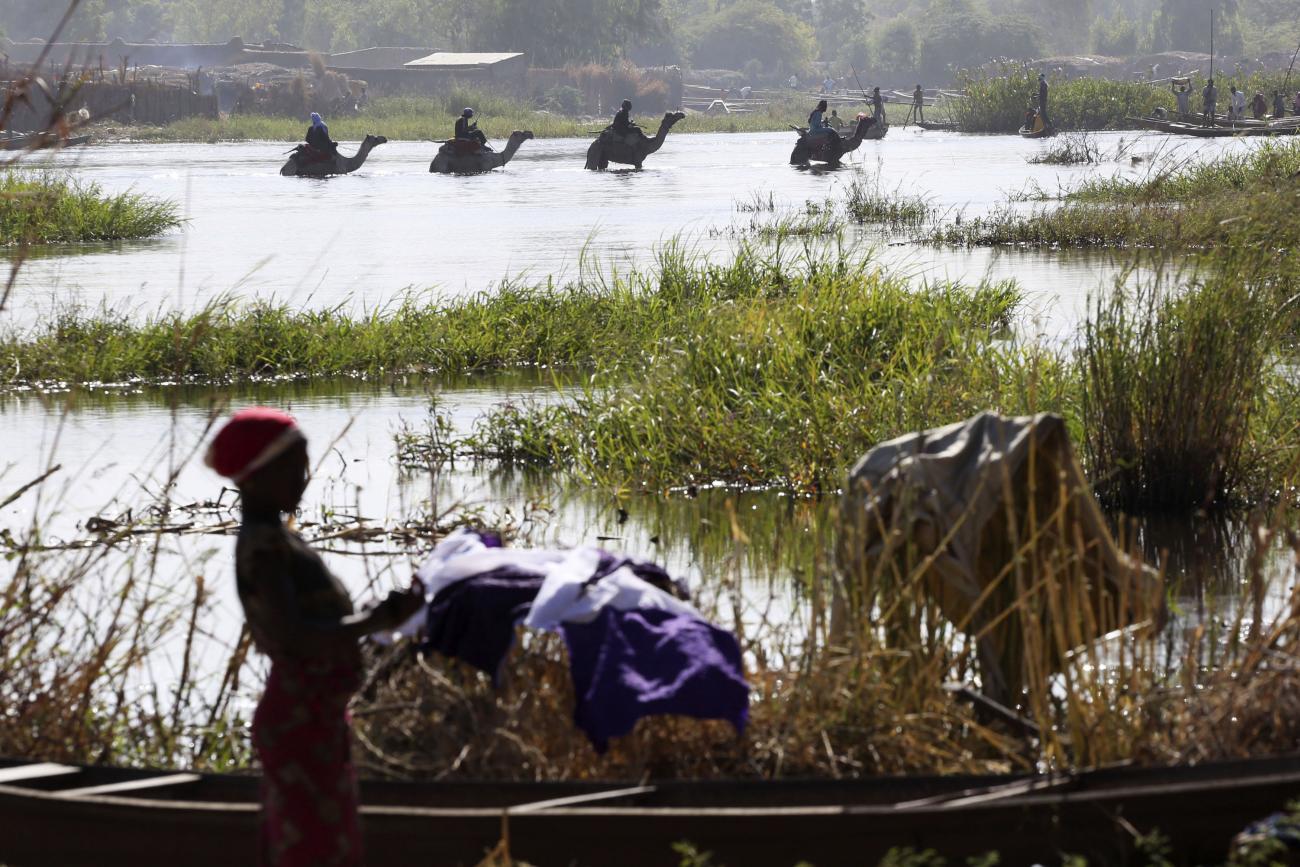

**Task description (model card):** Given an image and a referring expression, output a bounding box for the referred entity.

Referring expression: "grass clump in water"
[843,172,936,228]
[401,242,1058,494]
[0,172,180,244]
[1026,131,1103,166]
[1082,255,1300,512]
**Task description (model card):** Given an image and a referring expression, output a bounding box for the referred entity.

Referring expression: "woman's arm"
[247,537,423,656]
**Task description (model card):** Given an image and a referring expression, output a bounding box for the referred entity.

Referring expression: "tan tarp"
[837,412,1163,702]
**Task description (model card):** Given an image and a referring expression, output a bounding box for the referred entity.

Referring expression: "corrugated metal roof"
[404,52,524,68]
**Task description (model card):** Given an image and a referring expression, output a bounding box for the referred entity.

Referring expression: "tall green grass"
[952,65,1175,133]
[1082,257,1299,511]
[399,242,1060,493]
[933,139,1300,250]
[0,172,181,244]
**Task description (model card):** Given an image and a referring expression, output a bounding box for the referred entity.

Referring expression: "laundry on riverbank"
[391,529,747,751]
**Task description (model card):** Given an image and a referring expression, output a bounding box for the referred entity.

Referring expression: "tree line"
[0,0,1291,84]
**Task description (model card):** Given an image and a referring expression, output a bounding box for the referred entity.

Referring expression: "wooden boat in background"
[0,131,91,151]
[917,120,959,132]
[2,754,1300,866]
[1019,123,1056,138]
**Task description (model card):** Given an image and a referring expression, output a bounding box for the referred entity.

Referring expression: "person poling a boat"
[1274,91,1287,119]
[912,84,925,123]
[455,107,488,148]
[871,86,886,123]
[1037,73,1049,126]
[1202,78,1218,126]
[207,408,423,867]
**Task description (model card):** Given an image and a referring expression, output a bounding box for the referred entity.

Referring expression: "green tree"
[689,0,816,73]
[917,0,1041,80]
[1152,0,1242,53]
[869,17,919,78]
[465,0,665,67]
[1093,14,1140,55]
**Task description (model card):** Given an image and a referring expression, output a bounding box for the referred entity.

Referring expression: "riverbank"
[95,93,811,143]
[932,138,1300,250]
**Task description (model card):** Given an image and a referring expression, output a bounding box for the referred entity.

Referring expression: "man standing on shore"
[1037,73,1049,126]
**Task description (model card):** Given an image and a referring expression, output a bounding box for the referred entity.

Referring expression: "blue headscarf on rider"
[310,112,328,135]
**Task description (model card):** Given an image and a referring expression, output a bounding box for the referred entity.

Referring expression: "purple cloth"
[560,607,749,753]
[421,567,545,682]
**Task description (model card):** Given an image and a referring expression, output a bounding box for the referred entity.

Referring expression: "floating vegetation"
[1026,131,1103,165]
[843,172,936,227]
[0,171,181,245]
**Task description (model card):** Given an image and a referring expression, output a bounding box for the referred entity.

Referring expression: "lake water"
[2,129,1285,698]
[1,130,1256,336]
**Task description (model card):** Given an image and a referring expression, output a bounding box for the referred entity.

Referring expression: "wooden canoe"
[1019,124,1056,139]
[2,754,1300,866]
[917,120,959,132]
[0,132,91,151]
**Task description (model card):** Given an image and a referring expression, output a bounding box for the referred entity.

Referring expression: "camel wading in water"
[789,114,885,168]
[585,111,686,171]
[281,134,388,177]
[429,130,535,174]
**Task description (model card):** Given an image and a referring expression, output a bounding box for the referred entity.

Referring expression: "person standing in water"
[207,407,423,867]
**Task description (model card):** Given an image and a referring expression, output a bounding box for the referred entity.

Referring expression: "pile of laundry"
[387,529,750,753]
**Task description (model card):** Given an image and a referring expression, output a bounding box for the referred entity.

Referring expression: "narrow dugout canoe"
[2,754,1300,866]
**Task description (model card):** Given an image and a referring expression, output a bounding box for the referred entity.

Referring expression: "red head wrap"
[204,407,305,482]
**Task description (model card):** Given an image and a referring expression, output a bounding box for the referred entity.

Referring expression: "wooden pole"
[1283,35,1300,96]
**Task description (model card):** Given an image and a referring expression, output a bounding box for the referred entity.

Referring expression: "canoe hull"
[4,755,1300,866]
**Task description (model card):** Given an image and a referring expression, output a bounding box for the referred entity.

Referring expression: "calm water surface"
[1,130,1259,336]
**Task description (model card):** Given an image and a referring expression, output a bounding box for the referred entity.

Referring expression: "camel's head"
[364,134,389,147]
[510,130,536,142]
[662,111,687,127]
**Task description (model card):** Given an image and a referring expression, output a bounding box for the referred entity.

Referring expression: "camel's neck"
[498,136,525,164]
[645,120,675,155]
[343,141,375,172]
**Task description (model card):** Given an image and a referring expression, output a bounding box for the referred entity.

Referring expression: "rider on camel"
[455,108,488,148]
[611,99,644,142]
[808,99,839,138]
[304,112,338,159]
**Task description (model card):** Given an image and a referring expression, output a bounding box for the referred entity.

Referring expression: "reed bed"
[10,401,1300,793]
[1025,131,1103,166]
[952,65,1175,134]
[842,172,936,227]
[1081,255,1300,512]
[0,171,180,244]
[0,235,996,390]
[932,140,1300,251]
[397,242,1048,494]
